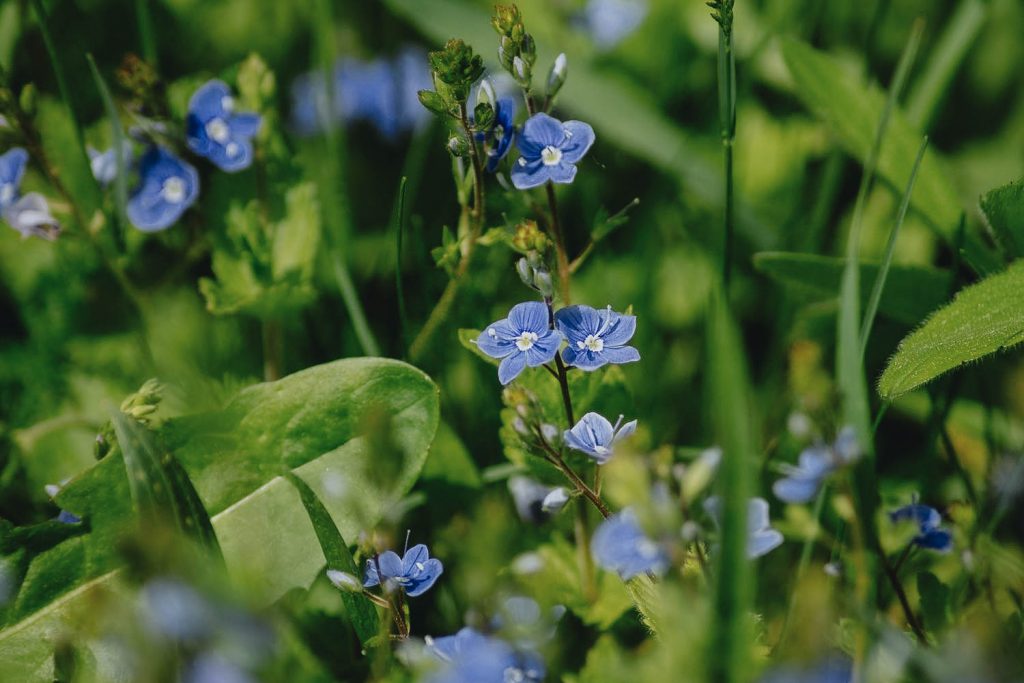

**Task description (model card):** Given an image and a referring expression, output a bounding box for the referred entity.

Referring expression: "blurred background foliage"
[0,0,1023,680]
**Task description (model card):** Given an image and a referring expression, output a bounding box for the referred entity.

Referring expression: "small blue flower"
[592,508,670,579]
[127,146,199,232]
[758,658,852,683]
[555,304,639,370]
[493,596,565,651]
[703,496,784,559]
[0,148,59,240]
[475,96,517,173]
[185,653,255,683]
[186,80,262,172]
[511,112,595,190]
[889,503,953,553]
[564,412,637,464]
[426,627,545,683]
[88,142,132,186]
[581,0,648,50]
[773,426,860,504]
[363,543,443,597]
[141,578,215,642]
[475,301,564,385]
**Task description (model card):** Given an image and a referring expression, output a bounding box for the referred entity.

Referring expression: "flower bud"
[447,135,469,157]
[540,423,561,446]
[546,53,567,99]
[520,33,537,65]
[326,570,362,593]
[18,84,36,118]
[541,487,569,513]
[418,89,448,117]
[513,416,530,437]
[477,79,496,108]
[473,102,495,130]
[534,270,554,298]
[516,257,533,287]
[512,56,530,85]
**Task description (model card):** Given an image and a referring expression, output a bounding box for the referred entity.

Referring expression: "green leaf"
[272,183,321,280]
[980,177,1024,260]
[878,261,1024,399]
[916,570,951,635]
[780,38,960,237]
[0,358,438,680]
[421,421,481,490]
[111,412,222,558]
[753,252,952,326]
[282,471,380,647]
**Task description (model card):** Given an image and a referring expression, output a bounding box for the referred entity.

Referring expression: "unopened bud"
[534,269,554,298]
[447,135,469,157]
[520,34,537,65]
[546,53,567,99]
[477,79,496,107]
[473,101,495,130]
[540,423,560,446]
[541,488,569,513]
[512,55,530,84]
[326,569,362,593]
[513,416,530,437]
[516,257,533,287]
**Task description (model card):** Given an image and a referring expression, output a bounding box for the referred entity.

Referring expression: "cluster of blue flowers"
[0,147,59,239]
[290,48,431,140]
[476,302,639,385]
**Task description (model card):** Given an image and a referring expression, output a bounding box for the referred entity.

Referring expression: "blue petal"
[402,544,430,574]
[559,120,595,163]
[511,157,552,190]
[561,346,607,371]
[555,305,603,341]
[524,331,562,366]
[795,445,835,478]
[600,345,640,365]
[377,550,403,578]
[363,558,380,587]
[204,137,255,173]
[0,147,28,188]
[915,528,953,553]
[772,475,821,504]
[499,352,528,385]
[508,301,551,334]
[613,419,638,443]
[405,558,443,596]
[188,80,232,122]
[518,112,566,156]
[230,112,263,137]
[889,504,940,531]
[476,318,517,359]
[600,312,637,347]
[747,529,783,559]
[747,497,772,532]
[546,161,578,185]
[4,193,59,240]
[591,510,668,579]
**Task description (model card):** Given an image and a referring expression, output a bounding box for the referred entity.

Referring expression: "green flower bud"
[428,39,485,102]
[418,89,448,116]
[546,53,567,99]
[473,102,495,130]
[447,135,470,157]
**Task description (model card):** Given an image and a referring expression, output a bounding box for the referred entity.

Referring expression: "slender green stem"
[394,176,409,352]
[261,320,283,381]
[135,0,158,66]
[715,4,736,290]
[545,183,571,304]
[333,255,381,357]
[880,551,928,644]
[859,137,929,359]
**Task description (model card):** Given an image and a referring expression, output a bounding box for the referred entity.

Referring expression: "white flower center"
[577,334,604,352]
[515,331,539,351]
[0,183,12,206]
[226,142,240,158]
[161,177,186,203]
[636,538,660,559]
[221,96,234,113]
[504,668,526,683]
[541,145,562,166]
[206,117,230,143]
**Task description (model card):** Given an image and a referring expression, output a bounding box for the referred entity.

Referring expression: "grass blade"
[85,54,129,241]
[859,137,929,359]
[395,176,409,352]
[134,0,158,67]
[282,471,381,647]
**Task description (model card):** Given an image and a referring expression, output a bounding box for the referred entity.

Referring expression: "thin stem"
[545,183,571,304]
[554,356,575,426]
[716,7,736,290]
[880,552,928,644]
[332,256,381,357]
[534,434,610,518]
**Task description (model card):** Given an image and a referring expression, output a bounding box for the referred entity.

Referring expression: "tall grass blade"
[86,54,129,241]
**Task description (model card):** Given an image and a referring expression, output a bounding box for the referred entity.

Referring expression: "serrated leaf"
[878,261,1024,399]
[753,252,952,326]
[980,177,1024,259]
[272,183,321,280]
[282,472,380,647]
[0,358,438,681]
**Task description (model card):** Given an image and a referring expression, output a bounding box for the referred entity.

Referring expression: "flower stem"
[716,5,737,290]
[545,183,572,304]
[881,551,928,644]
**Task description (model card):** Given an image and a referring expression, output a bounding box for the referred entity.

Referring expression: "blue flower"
[185,653,255,683]
[475,95,517,173]
[592,508,670,579]
[363,543,443,597]
[475,301,563,385]
[426,627,545,683]
[581,0,648,50]
[186,80,262,172]
[127,146,199,232]
[555,304,639,370]
[703,496,784,559]
[88,142,132,186]
[889,503,953,553]
[758,658,852,683]
[772,426,860,504]
[564,412,637,464]
[510,112,595,190]
[0,148,59,240]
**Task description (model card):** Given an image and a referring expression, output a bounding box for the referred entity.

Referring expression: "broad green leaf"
[980,177,1024,259]
[878,261,1024,399]
[780,38,960,237]
[753,252,952,326]
[0,358,438,680]
[706,286,755,679]
[111,412,222,557]
[283,472,380,647]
